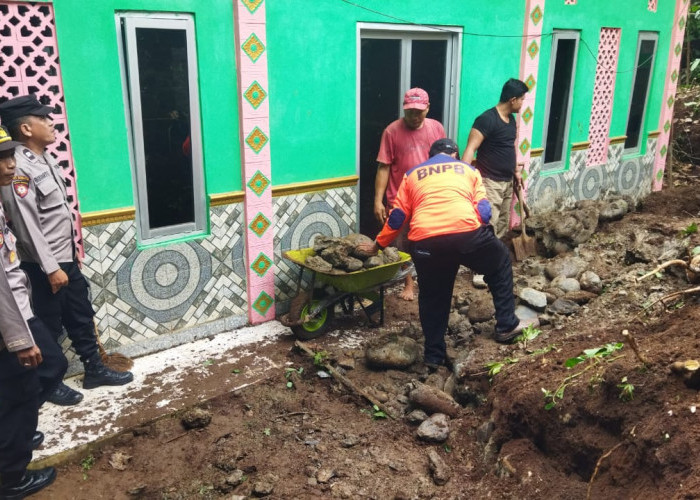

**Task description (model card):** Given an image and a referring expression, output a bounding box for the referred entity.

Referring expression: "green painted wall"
[52,0,240,212]
[265,1,522,185]
[533,1,677,165]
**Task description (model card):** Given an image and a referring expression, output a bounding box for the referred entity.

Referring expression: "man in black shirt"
[462,78,529,239]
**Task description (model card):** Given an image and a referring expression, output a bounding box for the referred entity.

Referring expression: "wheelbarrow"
[281,247,412,339]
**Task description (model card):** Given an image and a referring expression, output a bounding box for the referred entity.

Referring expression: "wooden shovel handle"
[516,186,527,236]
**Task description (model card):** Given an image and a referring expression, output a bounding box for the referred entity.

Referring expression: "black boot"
[47,382,83,406]
[31,432,44,451]
[82,354,133,389]
[0,467,56,499]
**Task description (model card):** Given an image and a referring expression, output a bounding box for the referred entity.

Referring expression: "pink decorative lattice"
[565,0,577,4]
[587,28,621,167]
[648,0,657,12]
[0,1,83,257]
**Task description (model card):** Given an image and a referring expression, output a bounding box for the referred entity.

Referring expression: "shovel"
[513,185,537,261]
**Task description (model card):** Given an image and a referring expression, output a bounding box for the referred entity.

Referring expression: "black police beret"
[0,94,55,125]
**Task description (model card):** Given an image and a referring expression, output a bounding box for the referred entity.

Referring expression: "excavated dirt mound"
[39,182,700,499]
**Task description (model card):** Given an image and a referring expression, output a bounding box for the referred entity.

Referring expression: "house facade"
[0,0,687,353]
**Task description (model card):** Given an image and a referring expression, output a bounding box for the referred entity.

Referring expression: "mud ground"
[37,88,700,499]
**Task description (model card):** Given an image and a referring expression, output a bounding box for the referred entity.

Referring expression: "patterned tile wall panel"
[273,187,357,307]
[653,0,689,189]
[528,144,652,214]
[80,204,247,350]
[648,0,657,12]
[515,0,545,227]
[587,28,621,167]
[0,1,84,257]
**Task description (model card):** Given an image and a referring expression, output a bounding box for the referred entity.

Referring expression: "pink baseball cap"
[403,88,429,110]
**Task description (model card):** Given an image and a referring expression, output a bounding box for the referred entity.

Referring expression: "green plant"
[284,366,303,388]
[618,376,635,401]
[680,222,698,237]
[313,350,328,367]
[514,324,542,347]
[203,359,214,367]
[231,368,241,374]
[262,428,271,436]
[529,344,558,356]
[443,444,452,453]
[81,454,95,480]
[371,405,387,420]
[542,342,625,410]
[484,357,518,379]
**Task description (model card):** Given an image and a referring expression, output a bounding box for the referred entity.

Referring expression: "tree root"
[294,340,395,419]
[636,260,689,282]
[587,442,624,500]
[621,329,650,366]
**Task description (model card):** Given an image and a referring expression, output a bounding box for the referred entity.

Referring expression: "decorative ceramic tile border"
[272,187,357,308]
[0,1,84,257]
[528,143,653,214]
[234,0,275,323]
[515,0,546,226]
[81,203,247,349]
[587,28,621,167]
[653,0,690,190]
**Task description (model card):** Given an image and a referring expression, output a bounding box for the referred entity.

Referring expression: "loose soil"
[39,93,700,499]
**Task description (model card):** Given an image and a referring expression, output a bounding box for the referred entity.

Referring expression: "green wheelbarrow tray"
[283,248,411,293]
[281,247,412,339]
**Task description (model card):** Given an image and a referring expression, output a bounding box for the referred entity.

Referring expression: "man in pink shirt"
[374,88,445,300]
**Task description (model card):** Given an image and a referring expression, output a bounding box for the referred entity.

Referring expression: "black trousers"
[410,226,519,365]
[0,317,67,476]
[21,260,97,364]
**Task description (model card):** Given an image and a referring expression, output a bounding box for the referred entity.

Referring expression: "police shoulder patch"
[12,176,30,199]
[21,148,36,162]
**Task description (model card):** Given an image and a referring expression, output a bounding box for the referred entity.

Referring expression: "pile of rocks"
[305,234,401,274]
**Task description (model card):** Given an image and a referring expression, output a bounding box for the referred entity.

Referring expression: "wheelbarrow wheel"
[288,291,334,340]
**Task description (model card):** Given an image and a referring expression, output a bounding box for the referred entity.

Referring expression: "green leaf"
[565,356,585,368]
[231,368,241,374]
[203,359,214,367]
[286,381,293,388]
[544,402,556,410]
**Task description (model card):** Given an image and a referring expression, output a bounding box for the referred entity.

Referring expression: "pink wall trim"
[233,0,276,323]
[0,1,84,258]
[653,0,689,190]
[587,28,621,167]
[513,0,545,227]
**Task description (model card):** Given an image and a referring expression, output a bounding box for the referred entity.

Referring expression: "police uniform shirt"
[0,202,35,352]
[0,147,74,275]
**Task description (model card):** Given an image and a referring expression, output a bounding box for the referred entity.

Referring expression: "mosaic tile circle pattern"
[573,166,604,200]
[117,242,212,322]
[615,159,643,195]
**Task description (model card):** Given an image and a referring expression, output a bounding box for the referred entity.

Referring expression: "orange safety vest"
[376,153,490,248]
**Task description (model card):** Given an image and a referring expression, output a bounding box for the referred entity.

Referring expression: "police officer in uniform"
[0,125,65,499]
[0,95,133,406]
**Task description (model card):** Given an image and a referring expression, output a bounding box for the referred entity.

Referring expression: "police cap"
[0,94,55,125]
[0,125,22,153]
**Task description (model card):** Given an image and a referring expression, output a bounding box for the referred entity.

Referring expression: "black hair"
[499,78,529,103]
[6,116,31,141]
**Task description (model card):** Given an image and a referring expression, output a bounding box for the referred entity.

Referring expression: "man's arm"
[462,128,485,165]
[374,162,390,224]
[0,255,37,359]
[1,179,61,275]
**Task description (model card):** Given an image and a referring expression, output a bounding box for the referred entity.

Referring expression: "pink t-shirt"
[376,117,445,206]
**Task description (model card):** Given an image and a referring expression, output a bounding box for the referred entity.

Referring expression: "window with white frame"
[624,33,658,152]
[543,31,579,169]
[117,13,205,243]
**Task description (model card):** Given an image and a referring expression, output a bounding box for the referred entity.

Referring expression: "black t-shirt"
[472,107,516,181]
